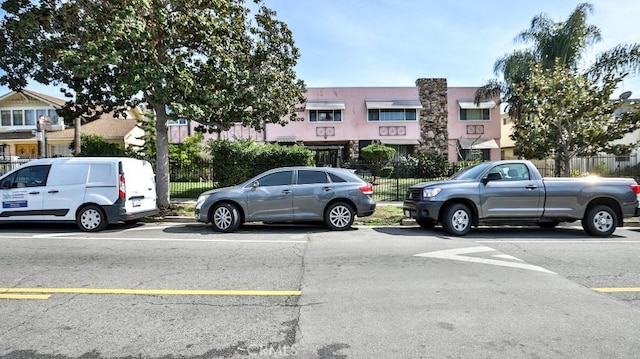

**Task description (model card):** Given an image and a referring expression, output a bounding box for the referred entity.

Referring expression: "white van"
[0,157,158,231]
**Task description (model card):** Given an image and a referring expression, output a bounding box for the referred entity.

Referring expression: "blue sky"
[1,0,639,100]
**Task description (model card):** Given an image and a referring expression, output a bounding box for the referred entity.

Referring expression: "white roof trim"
[458,138,499,149]
[380,139,420,145]
[458,100,496,109]
[366,100,422,109]
[276,136,297,143]
[305,101,345,110]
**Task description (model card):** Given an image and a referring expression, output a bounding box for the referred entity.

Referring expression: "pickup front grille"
[405,188,422,202]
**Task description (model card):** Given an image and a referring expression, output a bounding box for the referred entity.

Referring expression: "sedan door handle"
[28,191,41,195]
[525,185,538,190]
[323,186,332,191]
[48,190,59,194]
[282,189,292,194]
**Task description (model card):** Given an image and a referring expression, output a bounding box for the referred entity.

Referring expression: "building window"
[459,149,490,161]
[1,111,10,126]
[309,110,342,122]
[168,118,188,125]
[0,109,60,127]
[460,108,490,121]
[368,109,417,122]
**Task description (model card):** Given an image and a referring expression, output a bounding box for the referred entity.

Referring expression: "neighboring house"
[168,78,502,166]
[0,90,66,158]
[46,113,145,156]
[0,89,145,158]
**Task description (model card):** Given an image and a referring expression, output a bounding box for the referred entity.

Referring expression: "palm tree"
[475,2,640,120]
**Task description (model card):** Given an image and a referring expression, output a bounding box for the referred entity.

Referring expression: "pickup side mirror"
[0,180,11,189]
[482,172,502,184]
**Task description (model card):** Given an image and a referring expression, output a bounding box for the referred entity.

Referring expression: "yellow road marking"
[0,288,300,296]
[593,287,640,293]
[0,294,51,300]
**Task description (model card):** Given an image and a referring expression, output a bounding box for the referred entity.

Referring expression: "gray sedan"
[195,166,377,232]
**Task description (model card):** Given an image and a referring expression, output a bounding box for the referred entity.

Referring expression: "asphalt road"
[1,221,640,359]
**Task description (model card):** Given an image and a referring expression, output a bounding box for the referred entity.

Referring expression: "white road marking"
[415,246,555,274]
[32,233,81,238]
[113,237,307,243]
[491,254,524,262]
[476,240,640,244]
[123,225,175,232]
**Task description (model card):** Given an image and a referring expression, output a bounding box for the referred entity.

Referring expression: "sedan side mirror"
[252,181,260,189]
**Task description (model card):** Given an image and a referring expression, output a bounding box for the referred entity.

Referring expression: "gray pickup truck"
[403,160,640,236]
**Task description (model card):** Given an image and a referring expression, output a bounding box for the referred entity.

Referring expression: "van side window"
[88,164,113,184]
[13,165,50,188]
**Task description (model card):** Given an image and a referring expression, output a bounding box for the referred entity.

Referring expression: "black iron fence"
[3,155,640,201]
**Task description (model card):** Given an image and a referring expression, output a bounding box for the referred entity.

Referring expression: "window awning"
[366,99,422,109]
[458,100,496,109]
[458,138,499,149]
[276,136,297,143]
[305,101,345,110]
[380,139,420,145]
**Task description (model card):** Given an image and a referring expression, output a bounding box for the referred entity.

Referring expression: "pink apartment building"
[168,78,501,166]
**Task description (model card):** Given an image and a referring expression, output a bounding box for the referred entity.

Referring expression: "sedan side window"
[298,170,328,185]
[256,171,293,187]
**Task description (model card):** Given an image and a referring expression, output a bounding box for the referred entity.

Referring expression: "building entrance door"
[15,144,38,157]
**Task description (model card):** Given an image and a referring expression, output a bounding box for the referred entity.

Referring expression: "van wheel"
[582,205,617,236]
[211,203,240,233]
[441,203,472,236]
[325,202,354,231]
[77,205,108,232]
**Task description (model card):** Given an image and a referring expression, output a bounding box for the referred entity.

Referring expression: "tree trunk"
[73,116,81,156]
[153,104,171,209]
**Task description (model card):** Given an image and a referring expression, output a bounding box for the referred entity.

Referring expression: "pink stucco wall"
[166,85,503,162]
[446,87,502,162]
[265,87,421,143]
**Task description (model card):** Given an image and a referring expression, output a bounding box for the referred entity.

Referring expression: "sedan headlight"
[196,193,211,207]
[422,188,441,200]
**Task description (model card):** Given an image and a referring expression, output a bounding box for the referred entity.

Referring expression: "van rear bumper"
[104,206,159,223]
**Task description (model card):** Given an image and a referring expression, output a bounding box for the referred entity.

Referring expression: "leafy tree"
[70,134,126,157]
[475,2,640,122]
[361,143,395,182]
[0,0,306,209]
[515,60,640,176]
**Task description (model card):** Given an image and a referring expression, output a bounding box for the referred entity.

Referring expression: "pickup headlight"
[422,188,441,199]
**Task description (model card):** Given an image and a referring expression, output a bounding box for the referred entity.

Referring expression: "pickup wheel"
[416,217,436,229]
[441,203,472,236]
[582,205,617,237]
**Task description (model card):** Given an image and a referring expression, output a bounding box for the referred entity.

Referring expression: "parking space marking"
[0,293,51,300]
[592,287,640,293]
[0,287,301,296]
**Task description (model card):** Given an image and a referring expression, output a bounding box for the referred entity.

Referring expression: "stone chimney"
[415,78,448,157]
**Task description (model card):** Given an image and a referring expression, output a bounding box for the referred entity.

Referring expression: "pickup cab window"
[493,163,530,181]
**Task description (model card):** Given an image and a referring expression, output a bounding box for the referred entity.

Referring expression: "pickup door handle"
[525,185,538,190]
[48,190,59,194]
[28,191,41,195]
